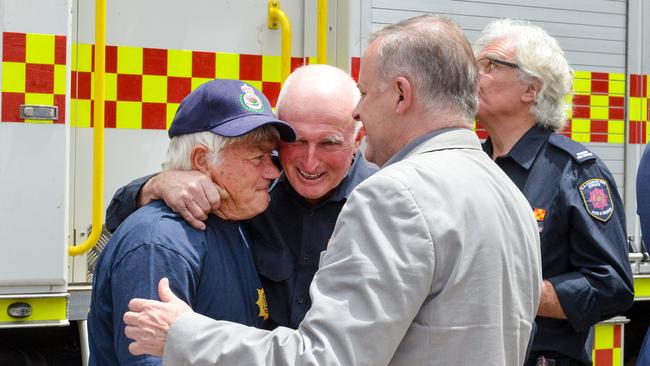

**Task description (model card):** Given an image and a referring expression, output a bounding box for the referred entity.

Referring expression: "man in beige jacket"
[123,15,542,365]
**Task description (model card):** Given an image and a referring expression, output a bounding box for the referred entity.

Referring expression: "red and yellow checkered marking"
[592,323,623,366]
[563,71,626,144]
[629,74,649,144]
[1,32,66,124]
[70,42,313,130]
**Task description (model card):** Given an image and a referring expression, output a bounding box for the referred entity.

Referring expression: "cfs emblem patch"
[579,178,613,222]
[256,288,269,320]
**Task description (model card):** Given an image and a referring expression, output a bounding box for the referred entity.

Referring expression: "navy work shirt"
[244,153,376,329]
[638,144,650,246]
[89,200,266,365]
[483,125,634,364]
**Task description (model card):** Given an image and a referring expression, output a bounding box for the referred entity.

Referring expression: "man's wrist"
[137,175,159,207]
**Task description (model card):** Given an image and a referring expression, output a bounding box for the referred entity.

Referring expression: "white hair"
[475,18,573,131]
[162,127,279,170]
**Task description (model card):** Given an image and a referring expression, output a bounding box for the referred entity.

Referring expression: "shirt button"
[296,296,304,304]
[303,254,311,261]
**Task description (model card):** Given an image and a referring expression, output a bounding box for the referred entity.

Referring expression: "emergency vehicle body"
[0,0,648,364]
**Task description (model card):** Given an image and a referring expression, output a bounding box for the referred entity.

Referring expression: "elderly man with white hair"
[87,79,295,365]
[475,19,634,365]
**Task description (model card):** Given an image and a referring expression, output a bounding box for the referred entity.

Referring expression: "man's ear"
[522,77,542,103]
[394,76,412,115]
[190,145,211,174]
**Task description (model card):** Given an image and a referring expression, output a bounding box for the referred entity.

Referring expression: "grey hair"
[369,14,479,123]
[162,126,280,170]
[475,18,573,131]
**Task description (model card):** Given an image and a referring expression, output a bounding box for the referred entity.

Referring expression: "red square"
[614,325,621,348]
[142,102,167,130]
[25,63,54,93]
[54,94,65,124]
[351,57,361,82]
[573,94,590,106]
[609,106,624,120]
[591,80,609,94]
[117,74,143,101]
[77,71,92,100]
[629,121,647,144]
[91,45,95,71]
[239,54,262,80]
[70,72,77,98]
[192,51,215,78]
[262,81,281,107]
[1,92,25,122]
[143,48,167,76]
[630,74,645,98]
[291,57,305,72]
[591,72,608,81]
[572,105,590,119]
[610,96,624,107]
[55,35,66,65]
[591,120,608,134]
[594,349,612,366]
[167,77,191,103]
[104,100,116,128]
[3,32,26,62]
[105,45,118,73]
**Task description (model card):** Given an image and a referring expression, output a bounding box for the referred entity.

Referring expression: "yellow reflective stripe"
[117,46,143,75]
[2,62,27,93]
[116,101,142,129]
[26,34,55,64]
[167,49,192,77]
[262,55,281,82]
[594,323,614,349]
[0,297,67,322]
[142,75,167,103]
[215,52,240,80]
[634,276,650,299]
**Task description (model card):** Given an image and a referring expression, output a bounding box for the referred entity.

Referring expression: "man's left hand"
[124,278,193,357]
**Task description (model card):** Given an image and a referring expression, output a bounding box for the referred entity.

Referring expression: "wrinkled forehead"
[477,38,517,60]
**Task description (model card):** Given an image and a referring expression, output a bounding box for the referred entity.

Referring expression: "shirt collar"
[483,125,551,170]
[383,127,463,167]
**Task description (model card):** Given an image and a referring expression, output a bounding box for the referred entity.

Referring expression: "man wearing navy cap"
[87,79,295,365]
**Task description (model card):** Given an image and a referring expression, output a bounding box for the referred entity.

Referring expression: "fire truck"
[0,0,648,364]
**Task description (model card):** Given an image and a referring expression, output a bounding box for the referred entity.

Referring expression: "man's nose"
[302,144,319,172]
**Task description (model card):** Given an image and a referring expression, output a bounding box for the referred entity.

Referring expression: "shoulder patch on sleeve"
[549,133,596,164]
[579,178,614,222]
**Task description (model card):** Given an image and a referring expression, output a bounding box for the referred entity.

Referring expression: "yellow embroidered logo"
[256,288,269,320]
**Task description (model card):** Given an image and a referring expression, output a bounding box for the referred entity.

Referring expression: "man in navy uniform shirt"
[104,65,376,329]
[475,19,634,365]
[87,79,296,365]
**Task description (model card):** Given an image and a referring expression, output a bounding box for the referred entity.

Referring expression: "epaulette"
[548,133,597,164]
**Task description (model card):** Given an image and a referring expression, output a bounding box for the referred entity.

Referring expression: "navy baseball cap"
[168,79,295,142]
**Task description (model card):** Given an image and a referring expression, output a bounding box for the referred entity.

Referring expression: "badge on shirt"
[579,178,614,222]
[533,208,546,233]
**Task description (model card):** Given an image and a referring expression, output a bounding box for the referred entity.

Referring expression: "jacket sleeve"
[163,173,435,366]
[106,174,155,233]
[547,162,634,331]
[637,145,650,247]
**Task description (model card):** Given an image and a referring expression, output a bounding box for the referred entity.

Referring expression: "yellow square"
[142,75,167,103]
[572,118,590,133]
[191,78,211,91]
[1,62,26,93]
[594,324,613,349]
[168,50,192,77]
[72,99,92,128]
[609,80,625,96]
[629,97,642,121]
[26,34,54,64]
[216,52,240,80]
[308,56,317,64]
[54,65,67,95]
[117,46,143,75]
[590,95,609,107]
[116,101,142,129]
[571,132,590,143]
[573,79,591,94]
[608,120,625,134]
[243,80,262,90]
[262,55,281,82]
[166,103,180,130]
[76,44,94,72]
[609,72,625,81]
[590,106,609,120]
[105,73,118,101]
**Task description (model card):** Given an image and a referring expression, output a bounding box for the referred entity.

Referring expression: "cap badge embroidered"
[240,84,264,112]
[579,178,613,222]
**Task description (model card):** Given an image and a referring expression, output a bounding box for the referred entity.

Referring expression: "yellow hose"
[268,0,292,85]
